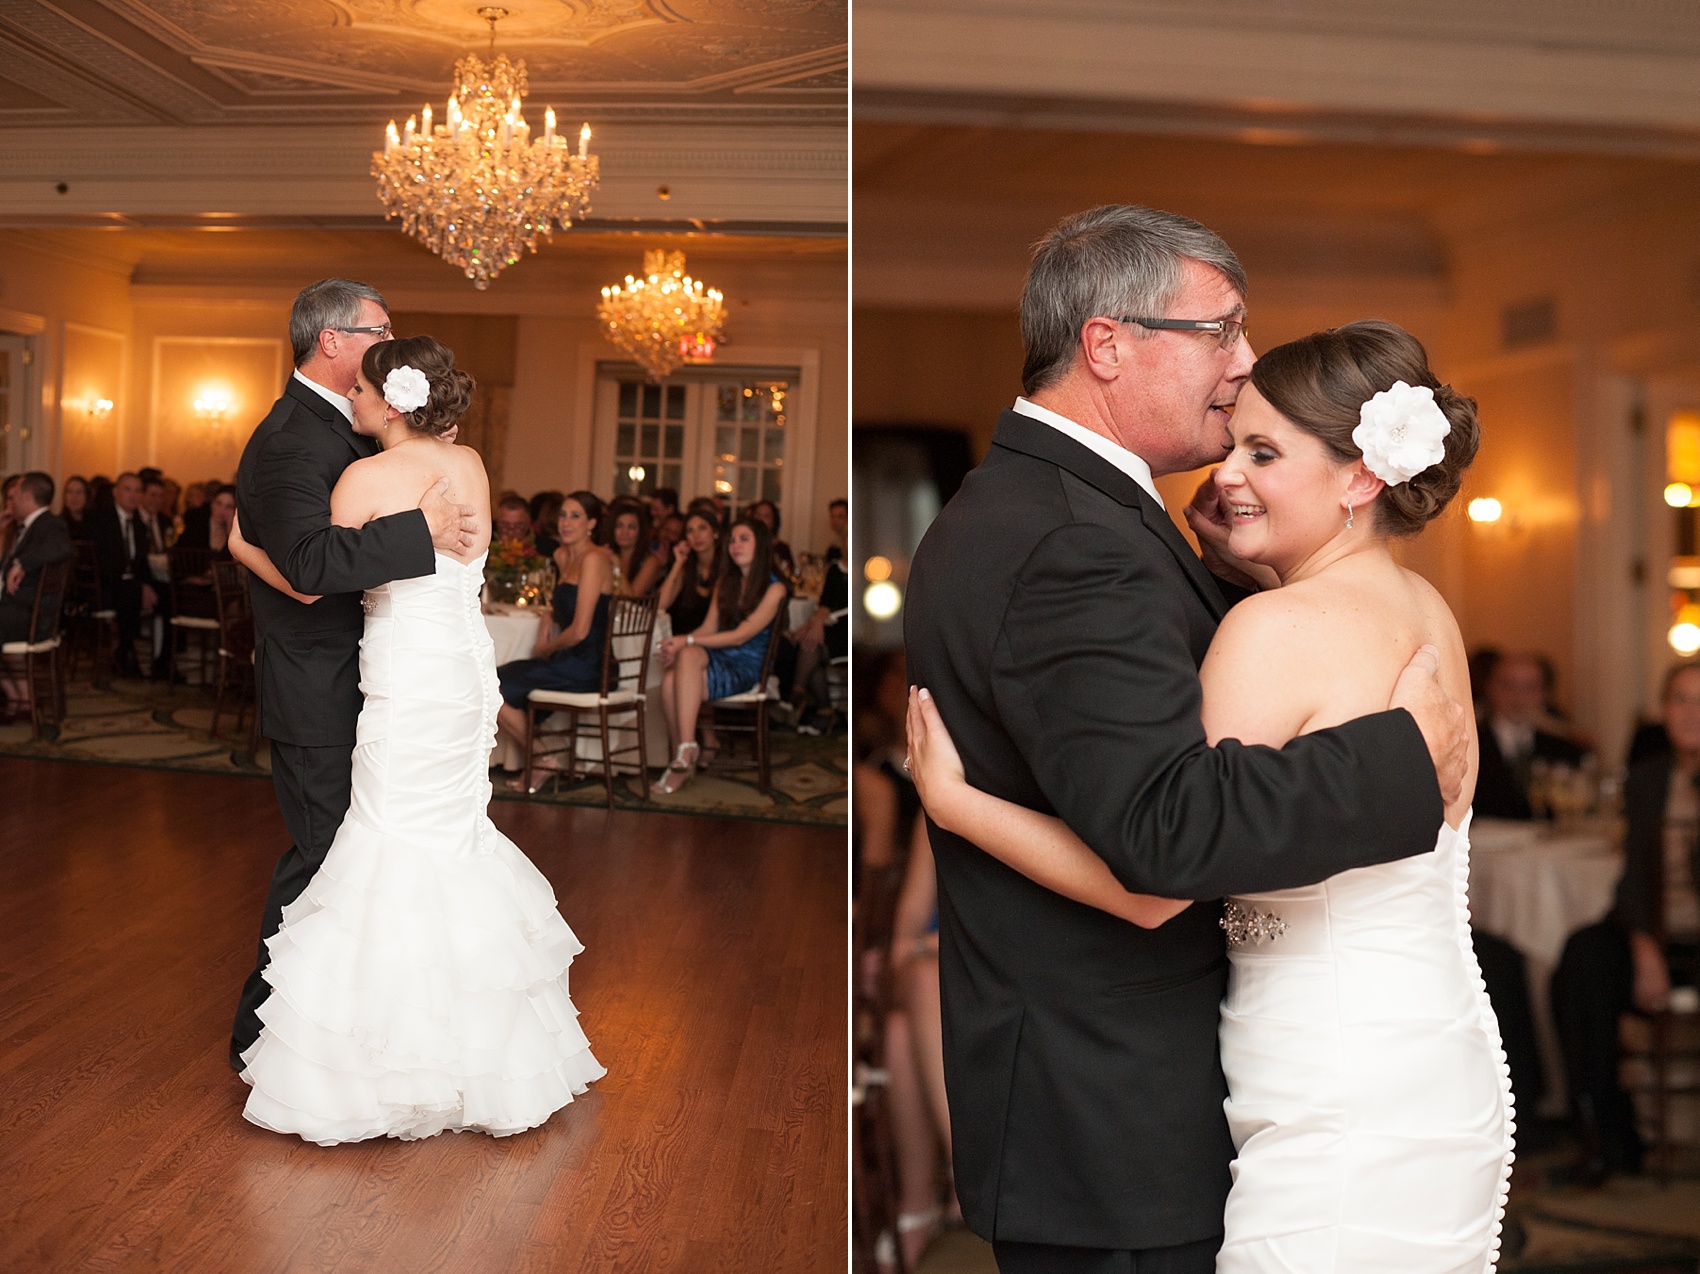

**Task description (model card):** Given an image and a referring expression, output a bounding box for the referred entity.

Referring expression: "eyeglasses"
[331,324,393,339]
[1115,315,1246,350]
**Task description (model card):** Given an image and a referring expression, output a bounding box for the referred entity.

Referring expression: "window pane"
[666,385,686,419]
[764,428,784,461]
[642,383,660,417]
[741,392,760,422]
[740,428,759,463]
[613,462,631,495]
[716,426,736,461]
[618,381,637,416]
[664,424,684,459]
[717,385,736,420]
[663,463,681,491]
[640,423,659,457]
[737,467,757,502]
[761,468,782,504]
[616,422,635,457]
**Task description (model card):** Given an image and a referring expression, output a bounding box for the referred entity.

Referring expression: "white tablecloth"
[482,604,671,773]
[1468,815,1623,1114]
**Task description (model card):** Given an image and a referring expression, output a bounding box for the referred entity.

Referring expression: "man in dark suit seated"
[0,471,75,718]
[0,471,74,640]
[87,471,158,678]
[1475,650,1590,819]
[1553,662,1700,1180]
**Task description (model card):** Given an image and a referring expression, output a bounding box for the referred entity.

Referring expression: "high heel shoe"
[655,741,700,795]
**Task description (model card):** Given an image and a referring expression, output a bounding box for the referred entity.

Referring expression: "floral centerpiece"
[484,538,554,606]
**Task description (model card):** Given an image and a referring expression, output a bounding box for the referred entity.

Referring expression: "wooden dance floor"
[0,758,846,1272]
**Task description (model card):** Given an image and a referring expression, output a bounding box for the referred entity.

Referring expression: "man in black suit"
[904,206,1466,1273]
[0,470,74,642]
[87,471,157,677]
[1474,651,1590,819]
[228,278,476,1069]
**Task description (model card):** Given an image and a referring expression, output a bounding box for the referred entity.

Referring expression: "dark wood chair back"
[26,557,73,645]
[604,595,659,698]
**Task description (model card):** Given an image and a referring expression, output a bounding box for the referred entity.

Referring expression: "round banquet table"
[1467,815,1623,1115]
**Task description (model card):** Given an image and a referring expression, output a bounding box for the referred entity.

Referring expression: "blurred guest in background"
[1552,661,1700,1181]
[1475,651,1591,819]
[58,475,92,542]
[0,472,73,717]
[494,494,536,549]
[607,499,664,598]
[530,489,565,557]
[647,487,679,531]
[825,497,847,567]
[656,511,685,561]
[744,499,794,581]
[658,508,722,638]
[175,484,236,560]
[139,476,172,552]
[91,472,159,677]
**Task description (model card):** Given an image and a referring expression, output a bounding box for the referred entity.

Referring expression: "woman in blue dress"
[494,490,615,777]
[655,516,789,794]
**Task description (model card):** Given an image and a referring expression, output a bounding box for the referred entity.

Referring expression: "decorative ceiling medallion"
[335,0,683,49]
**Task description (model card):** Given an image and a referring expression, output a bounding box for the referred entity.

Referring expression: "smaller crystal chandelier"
[372,7,598,289]
[597,250,727,381]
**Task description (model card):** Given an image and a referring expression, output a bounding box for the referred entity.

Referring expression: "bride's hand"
[906,687,968,831]
[1183,471,1279,592]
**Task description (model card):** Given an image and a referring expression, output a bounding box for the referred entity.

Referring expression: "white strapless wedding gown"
[240,552,605,1144]
[1218,812,1514,1272]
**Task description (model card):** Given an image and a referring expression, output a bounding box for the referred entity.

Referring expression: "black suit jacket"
[1473,719,1589,820]
[87,505,149,604]
[0,510,74,634]
[236,376,435,747]
[903,411,1444,1251]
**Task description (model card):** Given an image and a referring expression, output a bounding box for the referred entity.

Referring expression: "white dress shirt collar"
[292,368,355,425]
[1012,397,1165,510]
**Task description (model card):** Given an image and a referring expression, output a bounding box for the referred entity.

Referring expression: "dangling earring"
[1344,502,1355,530]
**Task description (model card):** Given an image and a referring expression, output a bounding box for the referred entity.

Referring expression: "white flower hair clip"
[382,365,430,415]
[1353,380,1450,486]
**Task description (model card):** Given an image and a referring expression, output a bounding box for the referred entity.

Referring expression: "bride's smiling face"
[1214,385,1361,573]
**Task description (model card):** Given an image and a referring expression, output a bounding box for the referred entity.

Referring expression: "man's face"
[319,299,392,394]
[1104,258,1254,476]
[828,503,847,542]
[1487,657,1546,725]
[114,476,142,512]
[4,483,25,520]
[143,484,166,515]
[1667,669,1700,754]
[495,507,532,543]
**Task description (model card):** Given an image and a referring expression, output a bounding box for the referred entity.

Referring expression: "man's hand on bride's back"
[419,477,478,553]
[1390,644,1468,805]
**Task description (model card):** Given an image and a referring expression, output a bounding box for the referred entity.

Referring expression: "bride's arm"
[229,511,320,604]
[906,689,1191,928]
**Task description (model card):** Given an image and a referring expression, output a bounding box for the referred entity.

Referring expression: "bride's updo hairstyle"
[361,335,475,437]
[1249,320,1479,537]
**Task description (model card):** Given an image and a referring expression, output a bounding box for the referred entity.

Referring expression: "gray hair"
[1020,205,1247,395]
[289,278,389,367]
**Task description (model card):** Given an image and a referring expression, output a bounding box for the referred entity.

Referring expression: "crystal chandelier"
[372,8,598,290]
[597,250,727,381]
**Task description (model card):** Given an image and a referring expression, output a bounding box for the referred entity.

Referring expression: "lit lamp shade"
[1672,602,1700,656]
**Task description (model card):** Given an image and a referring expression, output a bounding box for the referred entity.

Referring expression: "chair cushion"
[1,636,62,655]
[91,609,116,620]
[712,686,776,705]
[528,688,643,709]
[170,616,220,630]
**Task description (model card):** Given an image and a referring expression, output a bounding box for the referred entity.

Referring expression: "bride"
[230,335,604,1143]
[907,321,1514,1271]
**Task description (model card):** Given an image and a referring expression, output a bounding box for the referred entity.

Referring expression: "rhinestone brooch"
[1221,901,1288,947]
[361,595,377,615]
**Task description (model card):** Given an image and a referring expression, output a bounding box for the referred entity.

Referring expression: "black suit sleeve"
[991,522,1444,899]
[1614,758,1667,935]
[18,515,73,571]
[253,429,435,595]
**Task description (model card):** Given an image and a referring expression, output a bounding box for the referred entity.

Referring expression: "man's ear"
[1079,317,1123,383]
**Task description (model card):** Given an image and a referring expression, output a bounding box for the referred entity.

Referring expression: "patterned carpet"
[0,675,847,828]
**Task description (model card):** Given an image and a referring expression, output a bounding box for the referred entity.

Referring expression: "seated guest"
[607,498,663,597]
[140,476,173,552]
[0,472,74,642]
[530,489,565,557]
[90,471,165,677]
[494,493,535,549]
[1475,650,1590,818]
[656,511,685,560]
[657,509,721,637]
[654,517,788,794]
[493,492,615,779]
[647,487,679,532]
[0,474,18,559]
[744,499,794,581]
[1552,662,1700,1180]
[175,484,235,555]
[825,497,846,567]
[59,475,93,542]
[791,504,849,735]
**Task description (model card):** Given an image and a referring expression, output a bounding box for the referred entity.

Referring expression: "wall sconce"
[86,397,114,421]
[1672,602,1700,655]
[194,388,232,426]
[1466,497,1502,524]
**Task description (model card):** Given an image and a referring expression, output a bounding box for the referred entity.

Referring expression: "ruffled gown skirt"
[240,554,605,1144]
[1217,814,1514,1272]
